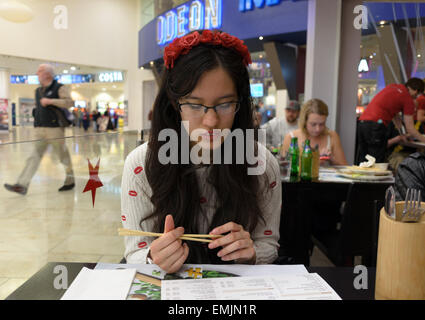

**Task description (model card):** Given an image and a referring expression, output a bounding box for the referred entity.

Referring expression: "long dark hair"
[143,31,269,263]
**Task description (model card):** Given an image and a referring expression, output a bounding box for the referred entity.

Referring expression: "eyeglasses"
[177,101,240,118]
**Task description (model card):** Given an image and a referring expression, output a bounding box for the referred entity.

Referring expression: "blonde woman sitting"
[280,98,347,166]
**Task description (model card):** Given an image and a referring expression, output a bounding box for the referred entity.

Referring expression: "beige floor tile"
[46,253,101,263]
[0,252,47,278]
[98,255,124,264]
[0,129,138,286]
[0,278,28,300]
[50,235,125,256]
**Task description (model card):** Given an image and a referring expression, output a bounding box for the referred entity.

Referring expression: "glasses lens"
[216,102,238,116]
[180,102,239,117]
[180,104,204,117]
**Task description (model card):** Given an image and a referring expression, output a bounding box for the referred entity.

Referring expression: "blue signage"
[139,0,308,67]
[250,83,264,97]
[10,74,95,85]
[239,0,302,12]
[156,0,223,45]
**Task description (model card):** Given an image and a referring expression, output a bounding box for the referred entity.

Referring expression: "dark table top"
[5,262,376,300]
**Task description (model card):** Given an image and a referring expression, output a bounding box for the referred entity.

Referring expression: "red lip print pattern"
[200,197,207,204]
[138,242,147,248]
[134,166,143,174]
[129,190,138,197]
[121,215,126,221]
[269,181,277,188]
[264,230,272,236]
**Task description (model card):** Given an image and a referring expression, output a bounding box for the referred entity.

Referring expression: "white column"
[336,0,362,164]
[276,89,289,119]
[124,68,157,132]
[304,0,342,130]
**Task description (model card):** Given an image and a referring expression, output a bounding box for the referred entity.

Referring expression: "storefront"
[138,0,309,122]
[139,1,425,122]
[355,3,425,117]
[5,56,127,128]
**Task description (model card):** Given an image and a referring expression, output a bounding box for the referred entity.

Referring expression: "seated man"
[261,100,300,151]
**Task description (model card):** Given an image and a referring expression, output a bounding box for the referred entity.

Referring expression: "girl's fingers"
[166,243,190,274]
[208,228,250,250]
[151,227,184,252]
[164,214,175,233]
[158,244,187,272]
[221,247,255,262]
[217,238,253,259]
[210,222,242,235]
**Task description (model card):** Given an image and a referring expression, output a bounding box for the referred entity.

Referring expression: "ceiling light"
[63,70,68,74]
[369,55,373,59]
[0,1,34,23]
[418,54,421,58]
[379,20,386,25]
[150,61,154,65]
[259,55,263,59]
[70,66,76,71]
[140,67,144,70]
[259,36,264,40]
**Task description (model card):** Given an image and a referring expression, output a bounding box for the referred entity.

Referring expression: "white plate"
[338,168,392,176]
[337,173,393,181]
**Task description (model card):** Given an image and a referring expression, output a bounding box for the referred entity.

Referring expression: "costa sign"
[156,0,222,45]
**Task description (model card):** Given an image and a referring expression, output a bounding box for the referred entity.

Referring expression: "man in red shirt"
[356,78,425,164]
[416,93,425,124]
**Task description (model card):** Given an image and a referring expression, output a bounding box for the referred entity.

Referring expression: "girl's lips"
[201,130,221,141]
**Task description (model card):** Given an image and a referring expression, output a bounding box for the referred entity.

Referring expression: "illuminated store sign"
[358,58,369,73]
[156,0,223,45]
[10,74,95,84]
[98,72,124,83]
[239,0,284,12]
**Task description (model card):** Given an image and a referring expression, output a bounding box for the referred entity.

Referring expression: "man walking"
[4,64,75,195]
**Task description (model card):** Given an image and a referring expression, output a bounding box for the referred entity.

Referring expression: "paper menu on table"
[161,273,341,300]
[95,263,308,279]
[61,267,136,300]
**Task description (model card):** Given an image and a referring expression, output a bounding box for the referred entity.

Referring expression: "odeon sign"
[156,0,223,46]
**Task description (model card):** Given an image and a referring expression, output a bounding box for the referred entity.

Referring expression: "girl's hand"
[149,215,189,273]
[208,222,256,263]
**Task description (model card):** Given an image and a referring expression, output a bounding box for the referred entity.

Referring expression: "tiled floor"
[0,126,333,300]
[0,126,139,299]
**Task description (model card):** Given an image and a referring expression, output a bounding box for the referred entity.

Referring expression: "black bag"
[49,106,72,127]
[394,152,425,201]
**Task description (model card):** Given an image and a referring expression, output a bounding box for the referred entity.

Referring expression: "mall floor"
[0,126,333,299]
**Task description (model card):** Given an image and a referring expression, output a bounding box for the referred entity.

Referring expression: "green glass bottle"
[288,137,299,179]
[301,139,313,181]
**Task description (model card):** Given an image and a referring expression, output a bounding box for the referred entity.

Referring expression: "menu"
[91,263,340,300]
[161,273,341,300]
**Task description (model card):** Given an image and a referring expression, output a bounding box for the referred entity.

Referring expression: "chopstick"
[117,228,223,243]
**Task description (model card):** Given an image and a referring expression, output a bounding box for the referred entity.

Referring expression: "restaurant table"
[5,262,376,300]
[279,167,394,267]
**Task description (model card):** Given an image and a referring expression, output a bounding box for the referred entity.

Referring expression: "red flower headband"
[163,30,252,69]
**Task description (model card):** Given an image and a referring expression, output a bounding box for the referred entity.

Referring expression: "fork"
[402,189,424,222]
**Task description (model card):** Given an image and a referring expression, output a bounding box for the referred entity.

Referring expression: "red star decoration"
[83,158,103,207]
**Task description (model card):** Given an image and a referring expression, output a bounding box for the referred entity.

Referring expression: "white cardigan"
[120,142,282,265]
